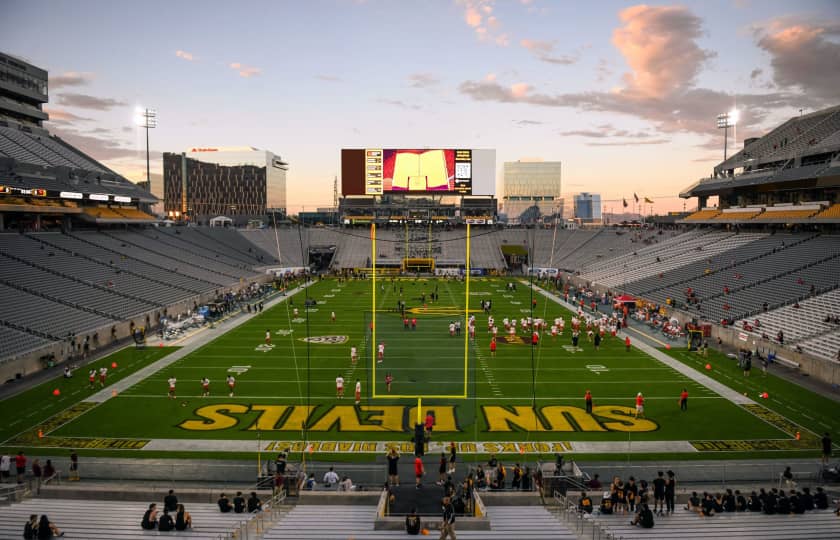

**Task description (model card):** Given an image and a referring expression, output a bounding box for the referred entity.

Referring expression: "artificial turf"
[34,278,791,447]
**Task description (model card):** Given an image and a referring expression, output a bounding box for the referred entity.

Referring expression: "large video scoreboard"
[342,148,495,196]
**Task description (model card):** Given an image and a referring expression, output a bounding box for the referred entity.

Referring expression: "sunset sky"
[2,0,838,214]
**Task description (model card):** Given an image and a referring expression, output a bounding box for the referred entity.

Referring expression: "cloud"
[175,50,195,61]
[43,108,93,124]
[459,5,827,137]
[48,72,93,89]
[586,139,669,147]
[229,62,261,78]
[407,73,440,88]
[612,5,715,98]
[514,120,544,125]
[315,74,342,82]
[458,78,817,135]
[520,39,578,65]
[376,98,422,110]
[457,1,508,45]
[560,126,656,139]
[50,126,140,161]
[754,20,840,101]
[56,93,127,111]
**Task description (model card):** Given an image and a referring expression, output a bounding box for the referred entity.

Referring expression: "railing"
[0,483,30,505]
[550,490,618,540]
[217,490,288,540]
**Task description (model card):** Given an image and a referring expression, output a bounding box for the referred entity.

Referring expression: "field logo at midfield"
[274,329,293,336]
[586,364,609,374]
[323,294,335,298]
[228,366,251,375]
[292,317,306,323]
[305,307,320,312]
[255,344,275,352]
[469,291,491,296]
[500,335,527,345]
[299,335,348,345]
[178,404,658,433]
[563,345,584,354]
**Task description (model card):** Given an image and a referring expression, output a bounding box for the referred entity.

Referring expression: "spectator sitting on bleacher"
[323,466,339,487]
[630,501,654,528]
[777,491,791,514]
[701,493,716,516]
[801,487,814,511]
[599,492,613,514]
[747,490,762,512]
[23,514,37,539]
[587,473,602,490]
[175,503,192,531]
[338,475,354,491]
[578,492,593,514]
[684,491,701,514]
[790,490,805,514]
[305,473,316,490]
[763,489,778,514]
[164,489,178,512]
[158,508,174,531]
[141,503,158,530]
[815,487,829,509]
[36,514,63,539]
[723,489,736,512]
[233,491,246,513]
[217,493,233,513]
[405,507,421,535]
[247,491,263,512]
[735,490,746,511]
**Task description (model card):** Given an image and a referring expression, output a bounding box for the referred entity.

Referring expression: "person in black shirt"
[801,487,814,511]
[23,514,37,540]
[217,493,233,513]
[747,491,762,512]
[722,489,735,512]
[701,493,715,516]
[175,504,192,531]
[763,490,777,514]
[440,496,456,540]
[164,489,178,512]
[684,491,701,513]
[405,507,421,535]
[141,503,158,530]
[789,490,804,514]
[233,491,246,513]
[814,487,829,509]
[157,508,174,532]
[387,447,400,486]
[630,502,654,528]
[626,477,638,512]
[247,492,262,513]
[777,491,790,514]
[652,471,666,516]
[579,492,593,514]
[664,470,676,515]
[521,466,532,491]
[735,490,747,511]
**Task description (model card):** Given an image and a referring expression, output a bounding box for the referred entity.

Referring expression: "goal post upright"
[463,223,470,399]
[371,223,376,397]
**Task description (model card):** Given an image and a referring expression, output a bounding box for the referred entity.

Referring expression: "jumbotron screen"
[342,148,495,196]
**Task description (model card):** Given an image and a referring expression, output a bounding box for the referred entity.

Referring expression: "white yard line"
[86,282,314,403]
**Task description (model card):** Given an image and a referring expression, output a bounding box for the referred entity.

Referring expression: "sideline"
[85,281,314,403]
[526,282,755,405]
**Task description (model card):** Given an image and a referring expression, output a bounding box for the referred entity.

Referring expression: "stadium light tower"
[717,109,738,161]
[138,108,157,192]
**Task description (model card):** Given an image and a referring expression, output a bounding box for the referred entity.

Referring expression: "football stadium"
[1,2,840,538]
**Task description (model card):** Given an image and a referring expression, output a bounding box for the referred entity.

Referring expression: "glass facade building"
[502,161,562,223]
[573,192,602,223]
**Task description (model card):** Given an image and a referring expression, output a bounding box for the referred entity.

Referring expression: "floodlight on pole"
[717,109,738,161]
[138,108,157,192]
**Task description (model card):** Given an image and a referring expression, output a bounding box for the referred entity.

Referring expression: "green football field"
[1,277,834,459]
